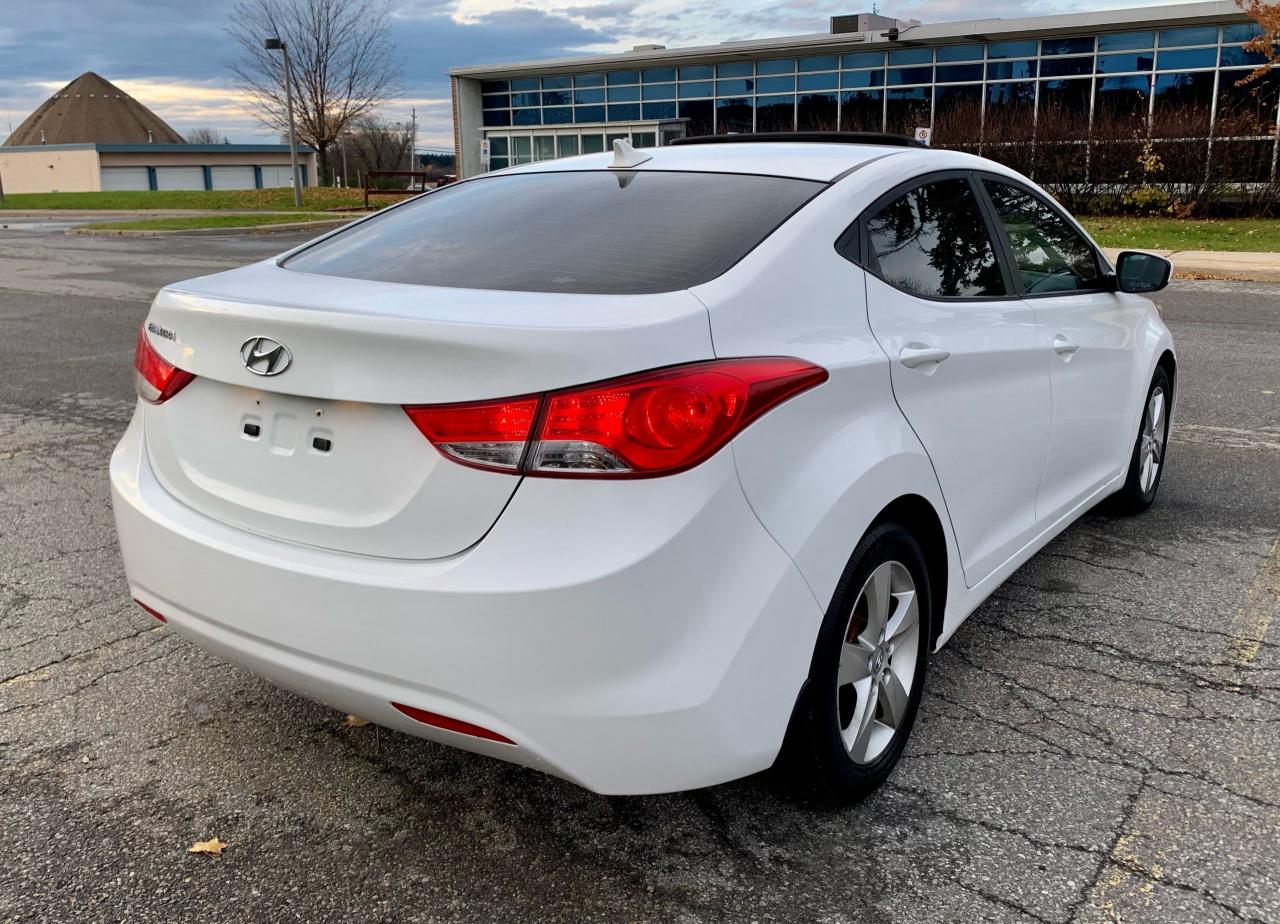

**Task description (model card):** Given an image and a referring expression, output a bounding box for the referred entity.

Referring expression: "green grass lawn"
[1081,217,1280,253]
[79,213,355,232]
[1,187,379,211]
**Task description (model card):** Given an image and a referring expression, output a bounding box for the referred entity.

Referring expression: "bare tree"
[228,0,401,183]
[339,114,413,186]
[185,127,225,144]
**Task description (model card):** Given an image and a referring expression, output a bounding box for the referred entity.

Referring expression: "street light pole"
[264,37,303,208]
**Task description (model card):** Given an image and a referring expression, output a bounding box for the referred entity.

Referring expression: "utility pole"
[264,37,304,207]
[410,107,417,185]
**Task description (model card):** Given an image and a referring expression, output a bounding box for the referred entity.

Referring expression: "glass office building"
[449,0,1277,182]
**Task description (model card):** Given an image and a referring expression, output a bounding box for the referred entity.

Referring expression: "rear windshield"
[281,170,823,295]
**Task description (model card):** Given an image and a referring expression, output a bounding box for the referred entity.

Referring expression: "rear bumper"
[110,408,823,794]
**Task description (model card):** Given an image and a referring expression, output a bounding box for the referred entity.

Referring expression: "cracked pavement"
[1,229,1277,924]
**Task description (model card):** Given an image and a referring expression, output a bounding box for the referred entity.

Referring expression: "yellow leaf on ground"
[344,715,369,727]
[188,837,227,856]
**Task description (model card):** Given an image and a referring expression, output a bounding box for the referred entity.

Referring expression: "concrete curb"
[1102,247,1280,283]
[69,219,355,237]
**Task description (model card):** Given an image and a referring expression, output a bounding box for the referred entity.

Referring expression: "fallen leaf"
[344,715,369,727]
[188,837,227,856]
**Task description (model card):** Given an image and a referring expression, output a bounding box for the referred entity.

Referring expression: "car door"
[979,176,1143,523]
[856,172,1052,586]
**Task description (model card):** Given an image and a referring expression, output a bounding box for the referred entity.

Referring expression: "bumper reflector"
[390,702,516,745]
[134,599,167,623]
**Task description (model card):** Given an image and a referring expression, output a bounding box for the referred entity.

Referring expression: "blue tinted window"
[574,88,604,104]
[642,82,675,100]
[642,67,675,82]
[757,58,796,75]
[716,78,754,95]
[716,96,754,132]
[542,75,572,90]
[797,72,839,90]
[756,75,796,93]
[575,73,605,88]
[716,61,753,78]
[755,95,795,131]
[936,44,983,62]
[986,81,1035,107]
[842,52,883,69]
[543,106,572,124]
[797,91,838,131]
[679,64,713,80]
[840,69,884,88]
[512,92,540,107]
[679,81,713,98]
[840,89,883,131]
[1042,36,1094,55]
[608,70,640,84]
[1221,46,1268,67]
[935,63,983,83]
[541,90,571,106]
[987,59,1037,79]
[482,110,510,126]
[1042,56,1093,77]
[607,103,640,121]
[1223,22,1263,43]
[482,94,510,109]
[988,40,1037,58]
[1160,26,1218,46]
[575,105,605,122]
[510,78,541,92]
[642,101,677,119]
[513,108,539,125]
[798,54,839,71]
[1097,53,1153,73]
[1099,31,1154,51]
[887,47,931,66]
[887,66,932,86]
[480,80,509,94]
[606,85,640,102]
[1158,48,1217,69]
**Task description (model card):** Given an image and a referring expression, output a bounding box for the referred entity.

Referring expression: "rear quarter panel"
[691,161,968,642]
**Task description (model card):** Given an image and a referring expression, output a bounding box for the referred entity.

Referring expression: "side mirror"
[1114,250,1172,294]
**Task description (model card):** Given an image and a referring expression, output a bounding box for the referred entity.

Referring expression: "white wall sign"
[914,127,932,147]
[479,139,491,164]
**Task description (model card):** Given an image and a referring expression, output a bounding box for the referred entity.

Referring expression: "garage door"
[100,167,150,191]
[259,165,297,188]
[154,166,206,191]
[210,166,256,190]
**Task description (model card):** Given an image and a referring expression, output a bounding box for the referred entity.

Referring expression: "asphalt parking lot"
[1,226,1277,924]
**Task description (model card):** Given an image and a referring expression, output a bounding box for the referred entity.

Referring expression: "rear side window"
[282,171,823,295]
[865,178,1006,298]
[983,180,1101,294]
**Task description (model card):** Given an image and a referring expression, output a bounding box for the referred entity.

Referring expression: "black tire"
[777,522,931,803]
[1110,366,1171,516]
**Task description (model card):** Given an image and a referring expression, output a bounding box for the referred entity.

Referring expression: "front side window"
[865,178,1005,298]
[282,171,822,295]
[983,181,1101,294]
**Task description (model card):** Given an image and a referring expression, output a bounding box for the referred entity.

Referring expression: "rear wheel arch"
[867,494,948,650]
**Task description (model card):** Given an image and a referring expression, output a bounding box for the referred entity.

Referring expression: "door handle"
[1053,335,1080,356]
[898,344,951,369]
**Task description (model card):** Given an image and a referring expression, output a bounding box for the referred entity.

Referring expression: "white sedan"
[111,135,1175,801]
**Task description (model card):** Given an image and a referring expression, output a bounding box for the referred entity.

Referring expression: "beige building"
[1,71,316,194]
[0,143,318,194]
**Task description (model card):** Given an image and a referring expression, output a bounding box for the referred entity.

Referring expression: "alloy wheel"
[836,560,921,764]
[1139,386,1166,496]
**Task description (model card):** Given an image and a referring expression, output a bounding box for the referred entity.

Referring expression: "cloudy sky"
[1,0,1174,150]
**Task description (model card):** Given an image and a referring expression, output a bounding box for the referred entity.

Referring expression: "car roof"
[498,141,921,183]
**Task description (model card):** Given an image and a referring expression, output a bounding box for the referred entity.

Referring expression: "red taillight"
[403,358,826,478]
[403,396,540,471]
[134,326,195,404]
[390,702,516,745]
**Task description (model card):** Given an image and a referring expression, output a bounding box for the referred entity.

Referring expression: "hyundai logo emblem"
[240,336,292,376]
